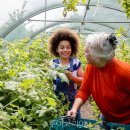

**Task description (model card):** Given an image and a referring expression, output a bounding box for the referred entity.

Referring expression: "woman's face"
[57,40,72,59]
[84,46,94,64]
[84,45,101,66]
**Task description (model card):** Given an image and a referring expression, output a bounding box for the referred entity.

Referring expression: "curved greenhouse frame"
[0,0,130,41]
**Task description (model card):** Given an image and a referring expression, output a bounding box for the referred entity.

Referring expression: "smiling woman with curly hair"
[48,28,79,57]
[48,28,84,119]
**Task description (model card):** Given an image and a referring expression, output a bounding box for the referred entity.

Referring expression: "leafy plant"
[115,26,130,63]
[62,0,87,17]
[47,61,69,84]
[0,36,66,130]
[118,0,130,18]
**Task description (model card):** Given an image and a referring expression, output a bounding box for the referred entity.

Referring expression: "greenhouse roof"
[0,0,130,41]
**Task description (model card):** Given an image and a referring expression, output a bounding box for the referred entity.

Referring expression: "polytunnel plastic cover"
[0,0,130,41]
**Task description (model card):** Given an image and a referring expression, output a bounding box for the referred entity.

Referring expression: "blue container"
[107,122,130,130]
[50,117,96,130]
[50,117,130,130]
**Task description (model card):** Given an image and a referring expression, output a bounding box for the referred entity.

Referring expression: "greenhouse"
[0,0,130,130]
[0,0,130,41]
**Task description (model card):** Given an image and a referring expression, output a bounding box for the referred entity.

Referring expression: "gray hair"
[85,32,117,61]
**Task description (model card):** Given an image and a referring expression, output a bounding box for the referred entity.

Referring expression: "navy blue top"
[52,57,81,101]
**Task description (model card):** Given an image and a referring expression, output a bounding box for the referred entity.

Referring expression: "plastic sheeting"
[0,0,130,41]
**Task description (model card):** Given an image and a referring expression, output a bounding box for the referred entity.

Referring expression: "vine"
[62,0,130,18]
[119,0,130,18]
[62,0,87,17]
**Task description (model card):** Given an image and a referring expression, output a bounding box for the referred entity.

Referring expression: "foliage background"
[0,36,69,130]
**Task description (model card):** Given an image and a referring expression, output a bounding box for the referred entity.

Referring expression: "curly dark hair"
[48,28,80,57]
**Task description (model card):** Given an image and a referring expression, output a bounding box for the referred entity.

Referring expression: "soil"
[80,101,95,119]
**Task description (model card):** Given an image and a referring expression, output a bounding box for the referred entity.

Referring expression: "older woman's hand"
[67,109,77,120]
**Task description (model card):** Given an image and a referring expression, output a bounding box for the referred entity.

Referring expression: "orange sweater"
[76,58,130,124]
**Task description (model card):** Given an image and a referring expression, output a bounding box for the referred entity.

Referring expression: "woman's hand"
[67,98,84,120]
[64,70,83,85]
[64,70,73,80]
[67,109,77,120]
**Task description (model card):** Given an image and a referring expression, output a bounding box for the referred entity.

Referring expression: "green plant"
[119,0,130,18]
[115,26,130,63]
[0,36,66,130]
[62,0,86,17]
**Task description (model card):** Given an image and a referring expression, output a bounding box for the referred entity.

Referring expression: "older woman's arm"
[67,98,84,119]
[67,65,91,119]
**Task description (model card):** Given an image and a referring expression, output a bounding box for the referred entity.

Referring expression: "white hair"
[85,32,117,61]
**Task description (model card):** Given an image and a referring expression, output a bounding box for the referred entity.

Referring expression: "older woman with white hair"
[67,32,130,124]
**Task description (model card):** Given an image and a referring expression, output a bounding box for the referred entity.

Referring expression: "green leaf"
[46,97,56,106]
[0,81,4,87]
[82,0,87,4]
[4,81,20,90]
[58,73,69,84]
[0,103,3,108]
[42,121,48,128]
[0,45,2,49]
[25,99,31,106]
[36,106,47,117]
[0,96,5,101]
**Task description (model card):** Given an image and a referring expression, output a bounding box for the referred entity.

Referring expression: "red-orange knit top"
[76,58,130,124]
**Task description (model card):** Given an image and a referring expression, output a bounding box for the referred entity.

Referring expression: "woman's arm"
[68,65,91,119]
[67,98,84,119]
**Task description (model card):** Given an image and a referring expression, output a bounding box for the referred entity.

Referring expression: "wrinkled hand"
[64,70,73,80]
[67,109,77,120]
